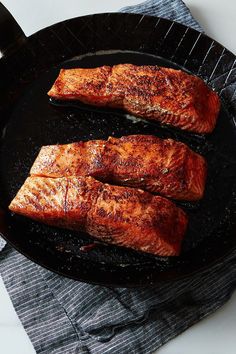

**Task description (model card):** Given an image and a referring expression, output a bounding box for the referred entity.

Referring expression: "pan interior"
[1,50,236,283]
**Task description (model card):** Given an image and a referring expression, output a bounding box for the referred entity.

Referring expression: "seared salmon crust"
[30,135,207,201]
[9,176,188,256]
[48,64,220,133]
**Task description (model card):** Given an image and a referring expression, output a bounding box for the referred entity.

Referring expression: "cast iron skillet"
[0,4,236,287]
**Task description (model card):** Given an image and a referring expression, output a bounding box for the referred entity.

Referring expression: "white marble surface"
[0,1,236,353]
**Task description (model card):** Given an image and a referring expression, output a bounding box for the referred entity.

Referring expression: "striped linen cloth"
[0,1,236,353]
[0,237,5,251]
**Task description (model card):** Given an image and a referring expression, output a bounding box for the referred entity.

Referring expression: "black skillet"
[0,3,236,287]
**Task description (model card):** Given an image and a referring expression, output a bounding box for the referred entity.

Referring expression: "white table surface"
[0,1,236,353]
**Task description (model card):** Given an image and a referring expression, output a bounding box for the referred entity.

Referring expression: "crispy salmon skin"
[9,176,188,256]
[48,64,220,133]
[30,135,207,201]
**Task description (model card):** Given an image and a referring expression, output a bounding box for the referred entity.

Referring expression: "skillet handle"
[0,3,26,57]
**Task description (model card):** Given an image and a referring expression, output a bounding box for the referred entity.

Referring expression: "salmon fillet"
[48,64,220,133]
[9,176,188,256]
[30,135,207,201]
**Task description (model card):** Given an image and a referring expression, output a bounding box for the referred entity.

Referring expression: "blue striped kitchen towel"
[0,237,5,251]
[0,1,236,354]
